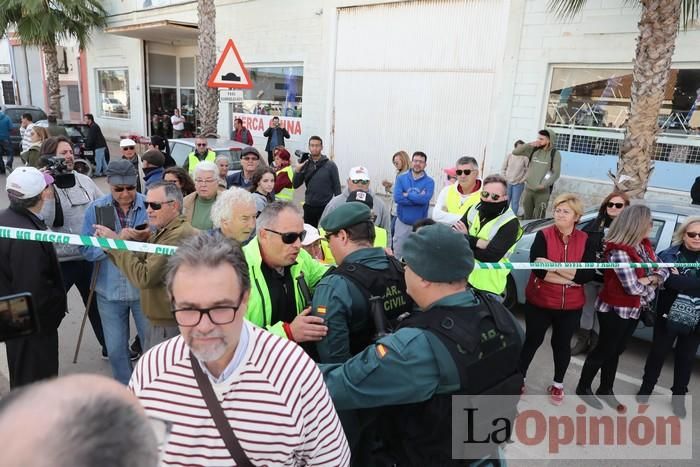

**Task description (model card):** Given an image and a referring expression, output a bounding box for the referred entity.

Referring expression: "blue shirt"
[0,113,11,140]
[81,193,149,302]
[393,170,435,225]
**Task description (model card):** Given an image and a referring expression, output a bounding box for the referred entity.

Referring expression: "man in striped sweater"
[129,232,349,466]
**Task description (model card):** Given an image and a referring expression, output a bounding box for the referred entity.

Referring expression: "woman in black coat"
[638,216,700,418]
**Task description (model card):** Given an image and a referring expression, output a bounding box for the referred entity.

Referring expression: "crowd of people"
[0,120,698,466]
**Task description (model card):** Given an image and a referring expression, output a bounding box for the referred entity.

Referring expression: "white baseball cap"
[119,138,137,148]
[302,223,321,246]
[6,167,54,199]
[348,166,370,181]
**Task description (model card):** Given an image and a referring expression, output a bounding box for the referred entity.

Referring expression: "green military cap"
[320,202,371,232]
[402,223,475,282]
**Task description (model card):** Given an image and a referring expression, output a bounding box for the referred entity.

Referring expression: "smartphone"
[135,223,149,231]
[0,293,39,342]
[95,205,116,231]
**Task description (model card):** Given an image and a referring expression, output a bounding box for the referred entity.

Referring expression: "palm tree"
[197,0,219,137]
[548,0,699,198]
[0,0,107,119]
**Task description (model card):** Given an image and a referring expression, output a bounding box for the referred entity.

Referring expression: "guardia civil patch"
[317,306,327,315]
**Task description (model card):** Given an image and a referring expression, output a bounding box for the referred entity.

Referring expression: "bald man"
[0,374,160,467]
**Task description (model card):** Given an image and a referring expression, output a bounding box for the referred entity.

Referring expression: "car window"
[215,149,242,171]
[5,109,22,124]
[65,126,83,138]
[648,218,665,250]
[170,143,192,167]
[4,109,47,125]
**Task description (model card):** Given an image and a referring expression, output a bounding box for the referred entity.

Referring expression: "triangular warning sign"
[208,39,253,89]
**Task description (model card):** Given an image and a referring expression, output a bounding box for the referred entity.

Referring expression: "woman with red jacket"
[518,193,596,405]
[576,204,667,410]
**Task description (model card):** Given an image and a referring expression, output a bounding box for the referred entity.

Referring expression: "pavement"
[0,161,698,464]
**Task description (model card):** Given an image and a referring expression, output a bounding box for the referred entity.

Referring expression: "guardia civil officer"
[320,224,524,466]
[313,202,411,363]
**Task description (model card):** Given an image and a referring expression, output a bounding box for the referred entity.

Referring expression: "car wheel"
[73,159,93,177]
[502,275,517,310]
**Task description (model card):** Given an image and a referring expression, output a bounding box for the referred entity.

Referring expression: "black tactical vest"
[329,255,414,355]
[378,293,524,466]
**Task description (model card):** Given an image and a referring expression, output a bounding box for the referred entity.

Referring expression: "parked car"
[502,201,700,349]
[102,98,126,114]
[169,138,250,173]
[0,104,48,155]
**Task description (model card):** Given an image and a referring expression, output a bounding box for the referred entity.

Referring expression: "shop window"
[96,69,130,119]
[233,66,303,118]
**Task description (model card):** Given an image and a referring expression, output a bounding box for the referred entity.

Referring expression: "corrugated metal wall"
[332,0,508,198]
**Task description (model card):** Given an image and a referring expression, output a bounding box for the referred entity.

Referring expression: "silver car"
[503,201,700,345]
[168,138,251,173]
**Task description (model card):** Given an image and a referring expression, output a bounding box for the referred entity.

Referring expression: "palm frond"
[546,0,590,19]
[680,0,700,29]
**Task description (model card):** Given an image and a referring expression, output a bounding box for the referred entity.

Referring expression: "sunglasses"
[686,231,700,239]
[122,146,135,150]
[113,185,136,193]
[145,200,175,210]
[196,143,207,147]
[351,179,369,185]
[607,202,625,209]
[455,169,473,176]
[265,228,306,244]
[241,156,258,161]
[480,191,502,201]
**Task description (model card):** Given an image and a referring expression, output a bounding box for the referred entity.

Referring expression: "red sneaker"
[548,385,564,406]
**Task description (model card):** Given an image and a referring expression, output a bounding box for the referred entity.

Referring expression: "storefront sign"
[233,113,303,142]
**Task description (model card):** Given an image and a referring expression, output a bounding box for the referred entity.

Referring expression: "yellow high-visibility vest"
[187,151,216,175]
[465,205,522,294]
[275,165,295,201]
[445,184,481,217]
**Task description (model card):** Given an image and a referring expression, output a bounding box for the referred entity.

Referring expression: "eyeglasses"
[122,146,135,151]
[607,202,625,209]
[241,156,258,161]
[195,178,216,185]
[456,169,473,176]
[113,185,136,193]
[264,228,306,244]
[351,179,369,185]
[148,417,173,448]
[686,231,700,239]
[480,191,502,201]
[145,200,175,210]
[171,301,242,326]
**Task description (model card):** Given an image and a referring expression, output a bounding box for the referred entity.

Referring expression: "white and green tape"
[1,225,699,270]
[0,225,177,256]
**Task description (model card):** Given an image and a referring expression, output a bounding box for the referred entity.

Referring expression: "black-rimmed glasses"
[264,228,306,244]
[171,301,243,327]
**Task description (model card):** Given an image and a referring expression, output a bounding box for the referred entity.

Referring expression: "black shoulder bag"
[190,353,254,466]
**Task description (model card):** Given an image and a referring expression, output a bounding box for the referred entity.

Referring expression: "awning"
[105,20,197,44]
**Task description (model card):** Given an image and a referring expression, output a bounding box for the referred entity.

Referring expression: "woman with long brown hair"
[163,166,196,197]
[576,205,668,410]
[572,191,631,355]
[382,150,410,246]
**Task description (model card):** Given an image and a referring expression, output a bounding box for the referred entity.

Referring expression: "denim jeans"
[96,294,151,385]
[94,147,107,176]
[0,138,13,171]
[60,260,105,349]
[507,183,524,215]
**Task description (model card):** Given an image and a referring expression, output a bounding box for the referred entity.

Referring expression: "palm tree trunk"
[615,0,681,198]
[197,0,219,137]
[42,43,62,119]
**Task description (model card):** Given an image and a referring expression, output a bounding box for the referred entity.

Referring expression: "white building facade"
[86,0,700,201]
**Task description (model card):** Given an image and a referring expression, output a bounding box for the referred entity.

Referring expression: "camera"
[42,156,76,189]
[0,293,38,342]
[294,149,310,163]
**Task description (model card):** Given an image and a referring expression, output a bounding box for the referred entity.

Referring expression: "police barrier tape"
[1,225,700,270]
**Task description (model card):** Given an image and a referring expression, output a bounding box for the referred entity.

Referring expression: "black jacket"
[263,126,290,152]
[655,245,700,319]
[292,155,341,207]
[0,206,67,334]
[85,122,107,150]
[692,176,700,205]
